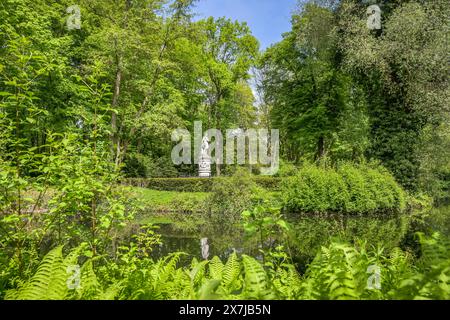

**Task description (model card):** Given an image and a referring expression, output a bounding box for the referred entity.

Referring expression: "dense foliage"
[3,232,449,300]
[0,0,449,302]
[261,0,449,194]
[281,163,406,214]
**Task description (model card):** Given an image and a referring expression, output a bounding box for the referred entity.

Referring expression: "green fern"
[301,243,362,300]
[4,233,448,301]
[5,246,68,300]
[221,252,241,293]
[72,260,102,300]
[242,255,275,299]
[271,264,302,299]
[395,233,450,300]
[209,256,224,280]
[189,259,209,287]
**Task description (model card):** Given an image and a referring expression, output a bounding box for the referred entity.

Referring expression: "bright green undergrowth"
[4,233,449,300]
[282,163,407,214]
[133,188,209,212]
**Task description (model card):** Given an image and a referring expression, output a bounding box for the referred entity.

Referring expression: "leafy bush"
[242,205,290,255]
[205,169,261,226]
[281,163,406,214]
[0,65,139,293]
[274,160,298,177]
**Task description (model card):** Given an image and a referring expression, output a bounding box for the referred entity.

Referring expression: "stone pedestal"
[199,156,211,178]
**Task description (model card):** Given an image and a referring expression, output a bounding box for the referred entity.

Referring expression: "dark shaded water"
[150,224,260,261]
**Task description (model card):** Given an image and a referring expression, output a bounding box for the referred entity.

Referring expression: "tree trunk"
[216,163,221,176]
[317,136,325,160]
[111,68,122,160]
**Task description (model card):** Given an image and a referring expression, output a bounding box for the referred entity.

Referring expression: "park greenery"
[0,0,449,300]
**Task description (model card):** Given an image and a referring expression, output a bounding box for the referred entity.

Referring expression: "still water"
[150,224,260,261]
[131,205,449,263]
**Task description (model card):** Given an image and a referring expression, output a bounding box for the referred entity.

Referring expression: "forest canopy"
[1,0,448,195]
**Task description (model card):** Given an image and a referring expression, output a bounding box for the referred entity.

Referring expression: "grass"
[131,187,209,212]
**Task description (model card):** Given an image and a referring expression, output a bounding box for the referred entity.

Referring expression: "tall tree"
[78,0,197,168]
[261,3,368,162]
[337,0,450,189]
[195,17,259,175]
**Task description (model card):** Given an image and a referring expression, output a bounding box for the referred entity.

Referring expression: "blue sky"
[193,0,298,50]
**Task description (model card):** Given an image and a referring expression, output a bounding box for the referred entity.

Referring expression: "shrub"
[253,177,282,191]
[274,160,298,177]
[362,165,406,212]
[205,169,261,226]
[281,163,406,215]
[338,163,376,212]
[281,165,349,213]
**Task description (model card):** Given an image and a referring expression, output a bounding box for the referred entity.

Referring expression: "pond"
[126,205,449,265]
[150,224,261,262]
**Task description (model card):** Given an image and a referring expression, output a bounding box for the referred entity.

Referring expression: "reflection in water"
[200,238,209,260]
[128,206,446,265]
[149,224,260,262]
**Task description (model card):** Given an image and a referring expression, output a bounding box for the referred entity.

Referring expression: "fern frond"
[209,256,224,280]
[222,252,241,290]
[6,246,68,300]
[242,255,274,299]
[189,260,209,287]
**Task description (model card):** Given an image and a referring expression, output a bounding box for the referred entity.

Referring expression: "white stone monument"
[367,5,382,30]
[199,136,211,178]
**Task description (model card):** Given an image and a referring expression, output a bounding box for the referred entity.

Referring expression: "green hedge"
[122,177,281,192]
[253,177,281,190]
[281,163,407,215]
[123,178,213,192]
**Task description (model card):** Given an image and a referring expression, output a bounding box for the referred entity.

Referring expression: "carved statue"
[199,136,211,177]
[367,5,382,30]
[200,136,210,159]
